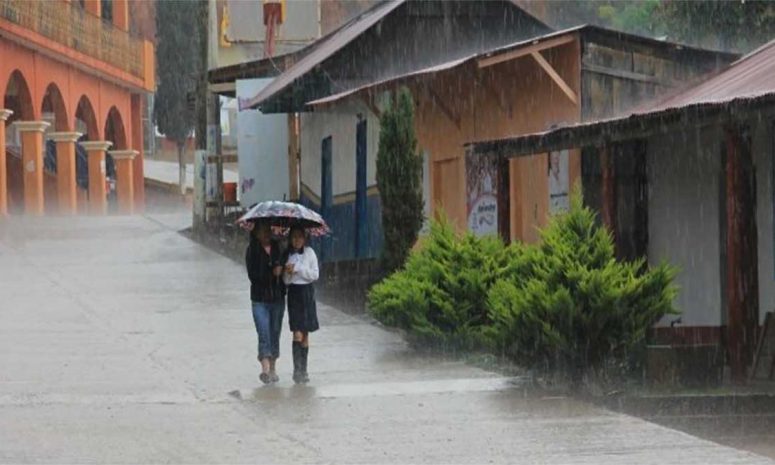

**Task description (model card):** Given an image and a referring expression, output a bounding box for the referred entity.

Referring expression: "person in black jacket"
[245,221,287,384]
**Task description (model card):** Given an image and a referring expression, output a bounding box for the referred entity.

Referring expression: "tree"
[376,88,425,272]
[154,0,206,194]
[658,0,775,52]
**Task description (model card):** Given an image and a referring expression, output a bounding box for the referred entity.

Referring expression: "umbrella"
[237,200,330,236]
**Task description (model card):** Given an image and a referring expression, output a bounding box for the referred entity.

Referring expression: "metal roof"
[306,56,472,107]
[468,38,775,156]
[239,0,554,112]
[306,24,735,109]
[237,0,405,111]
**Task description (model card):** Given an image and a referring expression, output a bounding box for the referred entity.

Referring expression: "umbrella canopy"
[237,201,330,236]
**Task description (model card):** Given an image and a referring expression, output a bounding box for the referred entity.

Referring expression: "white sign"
[468,194,498,236]
[549,150,569,214]
[24,160,35,173]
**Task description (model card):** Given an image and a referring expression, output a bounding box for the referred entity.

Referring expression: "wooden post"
[109,150,138,214]
[497,157,511,243]
[288,113,300,201]
[600,144,616,238]
[0,109,12,216]
[724,125,759,383]
[81,141,113,215]
[16,121,51,216]
[48,132,83,215]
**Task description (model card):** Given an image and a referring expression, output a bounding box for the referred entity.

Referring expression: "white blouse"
[283,247,319,285]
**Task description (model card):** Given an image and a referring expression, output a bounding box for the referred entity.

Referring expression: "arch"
[3,70,34,122]
[41,83,70,131]
[104,106,127,150]
[75,95,100,140]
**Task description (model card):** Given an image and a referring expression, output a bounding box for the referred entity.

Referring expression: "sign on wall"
[465,150,499,237]
[549,150,569,214]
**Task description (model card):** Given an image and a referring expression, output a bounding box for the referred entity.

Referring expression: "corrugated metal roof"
[306,24,735,109]
[306,56,473,107]
[468,38,775,156]
[238,0,405,111]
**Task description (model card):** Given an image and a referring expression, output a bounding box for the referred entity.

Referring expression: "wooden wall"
[414,37,582,242]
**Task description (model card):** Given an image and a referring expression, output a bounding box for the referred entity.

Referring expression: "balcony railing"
[0,0,144,80]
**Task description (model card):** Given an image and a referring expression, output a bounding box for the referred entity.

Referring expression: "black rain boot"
[292,341,303,384]
[301,346,310,383]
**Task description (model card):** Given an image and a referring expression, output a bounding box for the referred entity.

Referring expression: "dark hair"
[289,225,307,239]
[289,225,307,252]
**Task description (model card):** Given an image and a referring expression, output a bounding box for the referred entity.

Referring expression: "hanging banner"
[465,150,499,237]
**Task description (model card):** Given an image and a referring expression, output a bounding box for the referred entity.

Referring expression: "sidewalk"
[0,214,771,464]
[143,159,238,192]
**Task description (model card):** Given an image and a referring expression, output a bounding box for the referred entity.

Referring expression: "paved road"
[0,214,772,464]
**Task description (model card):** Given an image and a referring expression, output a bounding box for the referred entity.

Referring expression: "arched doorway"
[41,83,69,213]
[74,96,100,212]
[3,70,34,214]
[104,106,126,211]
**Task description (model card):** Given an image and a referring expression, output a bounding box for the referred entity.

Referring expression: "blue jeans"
[251,301,285,360]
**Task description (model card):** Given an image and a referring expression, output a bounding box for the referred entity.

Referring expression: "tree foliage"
[369,190,679,383]
[369,215,515,348]
[154,0,205,146]
[486,192,678,381]
[542,0,775,52]
[659,0,775,52]
[375,87,425,272]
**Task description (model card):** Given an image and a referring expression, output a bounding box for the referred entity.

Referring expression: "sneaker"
[259,372,271,384]
[270,372,280,383]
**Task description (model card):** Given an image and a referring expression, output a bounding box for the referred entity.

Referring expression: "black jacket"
[245,239,287,303]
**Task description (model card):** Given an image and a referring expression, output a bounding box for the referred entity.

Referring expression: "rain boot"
[292,341,303,384]
[300,346,310,383]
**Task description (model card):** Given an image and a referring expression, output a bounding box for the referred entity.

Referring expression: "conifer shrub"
[376,87,424,272]
[486,193,678,379]
[368,191,679,381]
[368,216,513,348]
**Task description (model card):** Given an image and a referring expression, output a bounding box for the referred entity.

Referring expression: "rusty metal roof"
[237,0,405,111]
[239,0,554,112]
[306,56,473,107]
[306,24,735,109]
[468,39,775,156]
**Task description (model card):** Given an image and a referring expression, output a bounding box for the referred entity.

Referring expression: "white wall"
[300,100,380,198]
[647,125,723,326]
[753,117,775,323]
[236,78,290,207]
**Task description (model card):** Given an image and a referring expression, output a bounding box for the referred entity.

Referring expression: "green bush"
[486,193,678,379]
[368,216,512,348]
[368,191,679,383]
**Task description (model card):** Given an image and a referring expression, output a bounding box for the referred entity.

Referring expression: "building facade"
[304,26,733,259]
[1,0,154,216]
[467,40,775,381]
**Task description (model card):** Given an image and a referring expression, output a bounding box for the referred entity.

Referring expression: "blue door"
[355,119,368,258]
[321,136,333,260]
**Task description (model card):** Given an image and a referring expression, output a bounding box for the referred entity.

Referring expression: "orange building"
[1,0,154,216]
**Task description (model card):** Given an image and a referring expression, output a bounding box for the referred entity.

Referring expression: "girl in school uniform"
[283,225,320,384]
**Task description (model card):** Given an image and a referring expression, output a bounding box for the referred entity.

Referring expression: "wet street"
[0,213,772,464]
